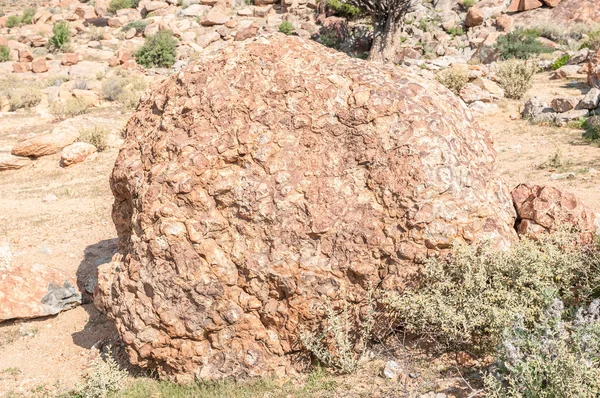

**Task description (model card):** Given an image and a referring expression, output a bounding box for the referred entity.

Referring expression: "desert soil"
[0,72,598,397]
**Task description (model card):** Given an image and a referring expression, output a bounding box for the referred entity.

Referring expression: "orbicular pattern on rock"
[95,34,517,379]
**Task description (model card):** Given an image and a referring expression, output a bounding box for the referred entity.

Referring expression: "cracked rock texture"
[95,34,517,379]
[512,184,600,242]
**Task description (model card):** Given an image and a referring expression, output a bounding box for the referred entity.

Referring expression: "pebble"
[382,360,403,379]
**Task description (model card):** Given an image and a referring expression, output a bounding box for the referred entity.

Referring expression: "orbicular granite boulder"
[95,34,517,380]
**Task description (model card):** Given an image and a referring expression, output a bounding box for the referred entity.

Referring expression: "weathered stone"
[581,88,600,109]
[234,23,260,41]
[200,5,230,25]
[551,64,581,79]
[550,96,580,113]
[0,264,81,322]
[553,109,589,124]
[60,142,98,167]
[61,53,79,66]
[460,83,492,104]
[18,49,33,62]
[146,1,170,12]
[495,14,513,32]
[32,57,48,73]
[95,35,517,380]
[542,0,561,6]
[507,0,543,12]
[12,62,31,73]
[512,184,600,242]
[471,77,504,99]
[196,31,221,48]
[11,128,79,158]
[0,154,32,171]
[522,97,556,123]
[465,7,484,27]
[75,5,97,20]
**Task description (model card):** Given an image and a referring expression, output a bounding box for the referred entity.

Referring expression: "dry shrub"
[435,65,469,95]
[79,126,109,152]
[0,77,42,111]
[49,97,92,120]
[496,59,538,99]
[76,350,127,398]
[101,71,147,109]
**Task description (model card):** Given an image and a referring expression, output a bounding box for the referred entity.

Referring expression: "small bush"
[135,30,177,68]
[21,8,36,25]
[79,126,109,152]
[88,26,105,41]
[583,115,600,141]
[463,0,475,9]
[50,21,71,52]
[436,65,469,95]
[327,0,362,19]
[301,292,375,374]
[447,25,464,37]
[0,45,10,62]
[495,28,554,60]
[46,74,71,87]
[122,20,148,34]
[49,97,92,120]
[384,232,600,354]
[496,59,538,99]
[109,0,136,13]
[5,15,21,28]
[580,30,600,51]
[279,21,293,35]
[0,78,42,111]
[76,351,127,398]
[485,300,600,397]
[101,72,147,109]
[551,53,571,70]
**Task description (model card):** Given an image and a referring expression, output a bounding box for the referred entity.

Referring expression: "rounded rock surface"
[95,34,517,379]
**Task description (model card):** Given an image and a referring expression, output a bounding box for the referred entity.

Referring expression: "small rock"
[32,57,48,73]
[60,142,98,167]
[383,360,403,379]
[465,7,484,28]
[554,109,589,124]
[550,96,580,113]
[43,194,59,202]
[551,172,576,180]
[0,154,32,171]
[581,88,600,109]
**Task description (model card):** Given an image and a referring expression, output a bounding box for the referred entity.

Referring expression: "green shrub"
[5,15,21,28]
[495,28,554,60]
[496,59,538,99]
[21,8,36,25]
[384,232,600,354]
[109,0,136,13]
[436,65,469,95]
[463,0,475,9]
[278,21,293,35]
[135,30,177,68]
[122,20,149,34]
[327,0,362,19]
[580,30,600,51]
[551,53,571,70]
[50,21,71,52]
[583,115,600,141]
[0,45,10,62]
[485,300,600,397]
[447,25,464,37]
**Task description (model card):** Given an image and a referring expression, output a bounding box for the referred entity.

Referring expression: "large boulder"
[512,184,600,243]
[95,34,517,380]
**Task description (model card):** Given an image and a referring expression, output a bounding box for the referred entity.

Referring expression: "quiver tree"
[342,0,412,63]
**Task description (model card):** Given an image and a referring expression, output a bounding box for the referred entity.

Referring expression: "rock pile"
[95,34,517,379]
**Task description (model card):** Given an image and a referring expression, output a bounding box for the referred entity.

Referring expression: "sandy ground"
[0,72,599,396]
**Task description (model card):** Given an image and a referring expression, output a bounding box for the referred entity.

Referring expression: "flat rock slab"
[0,264,81,322]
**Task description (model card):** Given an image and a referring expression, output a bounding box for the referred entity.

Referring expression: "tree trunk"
[367,13,403,63]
